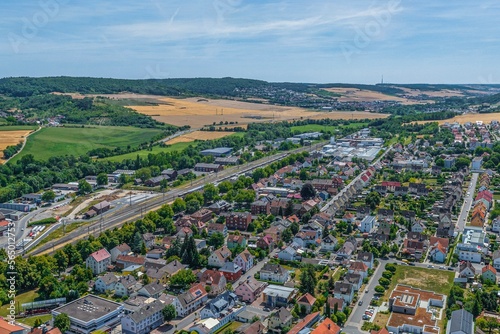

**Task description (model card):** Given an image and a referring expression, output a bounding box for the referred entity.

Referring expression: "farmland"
[165,130,237,145]
[0,126,37,163]
[129,97,388,128]
[10,126,164,162]
[415,112,500,125]
[322,87,432,105]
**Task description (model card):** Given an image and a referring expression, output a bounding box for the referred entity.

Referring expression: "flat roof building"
[200,147,233,157]
[51,295,123,334]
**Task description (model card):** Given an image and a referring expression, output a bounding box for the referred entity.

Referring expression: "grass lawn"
[372,312,390,329]
[17,314,52,326]
[103,141,196,162]
[386,266,455,298]
[11,126,164,162]
[214,321,244,334]
[493,193,500,201]
[0,290,40,316]
[0,125,38,131]
[291,122,368,133]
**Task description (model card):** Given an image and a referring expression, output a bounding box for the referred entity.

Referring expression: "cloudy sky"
[1,0,499,84]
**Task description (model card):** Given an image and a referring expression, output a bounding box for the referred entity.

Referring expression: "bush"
[382,270,393,279]
[379,277,391,287]
[385,263,397,273]
[28,217,57,226]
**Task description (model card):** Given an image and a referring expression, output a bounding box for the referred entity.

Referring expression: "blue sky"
[1,0,499,84]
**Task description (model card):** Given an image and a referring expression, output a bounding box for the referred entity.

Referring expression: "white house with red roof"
[482,265,497,283]
[234,249,254,272]
[297,293,316,313]
[348,261,369,279]
[86,248,111,275]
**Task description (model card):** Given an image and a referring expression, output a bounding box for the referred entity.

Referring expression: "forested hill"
[0,77,269,97]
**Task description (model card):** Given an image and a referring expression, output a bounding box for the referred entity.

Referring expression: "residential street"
[457,172,479,232]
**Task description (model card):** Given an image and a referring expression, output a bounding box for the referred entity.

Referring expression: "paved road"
[456,172,479,233]
[27,143,325,256]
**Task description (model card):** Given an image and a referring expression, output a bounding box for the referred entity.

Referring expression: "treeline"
[2,142,23,159]
[0,77,268,98]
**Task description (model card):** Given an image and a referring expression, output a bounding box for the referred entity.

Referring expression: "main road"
[27,143,325,256]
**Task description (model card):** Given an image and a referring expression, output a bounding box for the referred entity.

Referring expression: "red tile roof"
[288,312,321,334]
[297,293,316,306]
[89,249,111,262]
[311,318,341,334]
[482,264,497,275]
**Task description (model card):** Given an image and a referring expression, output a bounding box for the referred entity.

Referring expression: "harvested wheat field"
[397,87,465,98]
[129,97,388,128]
[0,130,32,163]
[166,131,235,144]
[323,87,431,105]
[415,112,500,125]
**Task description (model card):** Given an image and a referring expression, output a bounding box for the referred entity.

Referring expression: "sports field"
[10,126,164,162]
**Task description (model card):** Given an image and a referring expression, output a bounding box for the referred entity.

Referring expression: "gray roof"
[261,263,287,276]
[449,309,473,334]
[127,299,164,324]
[272,307,292,323]
[118,275,138,289]
[140,282,164,296]
[52,295,122,323]
[97,273,118,285]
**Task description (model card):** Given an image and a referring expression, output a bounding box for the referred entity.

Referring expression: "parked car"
[358,300,363,306]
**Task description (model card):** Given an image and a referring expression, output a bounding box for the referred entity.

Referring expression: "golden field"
[129,97,388,128]
[323,87,432,105]
[0,130,31,163]
[166,131,235,144]
[414,112,500,125]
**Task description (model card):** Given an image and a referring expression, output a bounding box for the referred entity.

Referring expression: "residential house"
[297,293,316,314]
[251,200,271,215]
[234,249,254,273]
[207,223,228,238]
[262,285,298,308]
[224,212,252,231]
[278,243,301,261]
[337,240,356,259]
[288,312,321,334]
[121,299,164,334]
[360,215,376,233]
[333,282,354,304]
[116,255,146,270]
[377,209,394,222]
[191,209,214,223]
[447,309,474,334]
[95,273,118,293]
[492,250,500,271]
[227,235,247,250]
[176,283,209,317]
[145,266,169,285]
[344,273,362,291]
[356,206,370,219]
[458,261,476,279]
[348,261,369,279]
[256,235,275,251]
[86,249,111,275]
[208,246,232,268]
[115,275,142,297]
[260,263,289,284]
[327,296,345,312]
[263,225,286,243]
[411,221,426,233]
[320,235,338,253]
[142,233,155,249]
[138,282,164,299]
[200,291,238,319]
[482,265,497,283]
[268,308,293,334]
[293,224,322,248]
[219,262,243,282]
[311,318,341,334]
[357,251,374,269]
[400,210,416,224]
[199,269,227,297]
[110,243,132,262]
[234,277,267,303]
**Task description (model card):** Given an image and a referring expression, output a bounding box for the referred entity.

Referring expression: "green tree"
[162,304,177,323]
[54,313,71,333]
[78,179,92,195]
[300,183,316,200]
[41,190,56,202]
[170,269,197,289]
[203,183,219,204]
[186,199,201,214]
[172,198,186,213]
[97,173,108,186]
[208,232,225,249]
[299,169,308,181]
